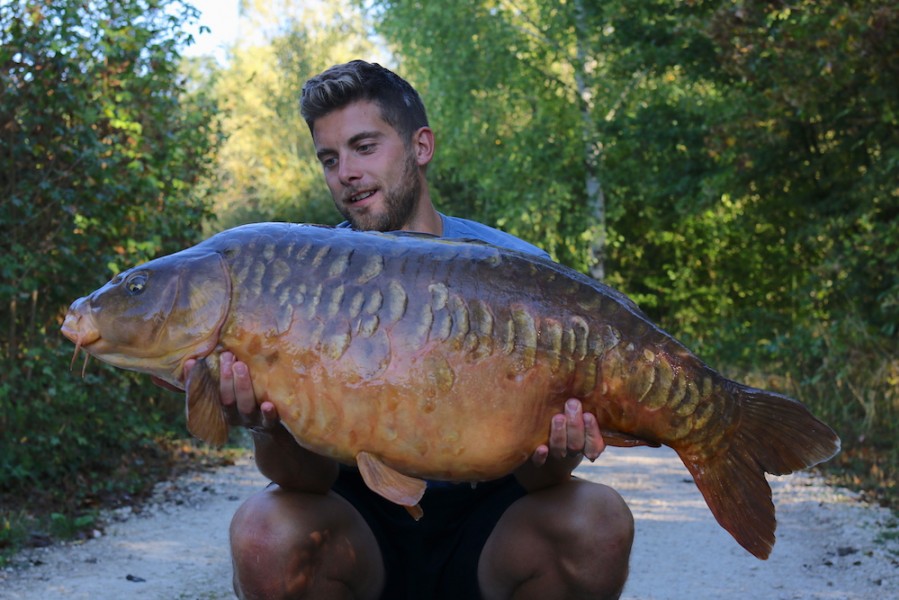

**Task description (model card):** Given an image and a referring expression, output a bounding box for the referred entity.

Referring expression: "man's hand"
[216,352,281,432]
[168,352,279,432]
[514,398,605,491]
[530,398,605,467]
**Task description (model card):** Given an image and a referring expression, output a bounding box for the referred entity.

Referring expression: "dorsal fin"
[356,451,426,520]
[186,358,229,446]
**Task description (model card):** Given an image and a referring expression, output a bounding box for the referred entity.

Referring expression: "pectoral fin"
[186,358,229,446]
[356,451,426,520]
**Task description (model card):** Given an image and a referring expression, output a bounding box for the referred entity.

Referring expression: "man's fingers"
[219,352,236,407]
[259,401,281,430]
[530,444,549,467]
[233,360,256,415]
[564,399,585,455]
[583,413,606,461]
[549,413,568,458]
[537,399,603,468]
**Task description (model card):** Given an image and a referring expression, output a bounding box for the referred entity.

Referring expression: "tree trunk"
[573,0,606,281]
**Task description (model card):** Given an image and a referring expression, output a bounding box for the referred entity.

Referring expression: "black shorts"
[332,466,527,600]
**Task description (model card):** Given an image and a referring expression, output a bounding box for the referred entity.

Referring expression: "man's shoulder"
[440,215,549,259]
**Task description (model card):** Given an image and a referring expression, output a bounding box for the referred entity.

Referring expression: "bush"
[0,0,223,543]
[779,319,897,507]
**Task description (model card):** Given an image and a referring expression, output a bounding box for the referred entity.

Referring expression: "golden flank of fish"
[61,223,840,559]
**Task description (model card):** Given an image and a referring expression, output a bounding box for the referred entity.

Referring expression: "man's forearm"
[513,453,583,492]
[252,425,339,493]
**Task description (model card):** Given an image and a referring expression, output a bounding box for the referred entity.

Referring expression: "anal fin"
[356,451,426,520]
[186,358,230,446]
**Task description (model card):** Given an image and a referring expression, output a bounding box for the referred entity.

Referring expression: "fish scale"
[61,222,840,560]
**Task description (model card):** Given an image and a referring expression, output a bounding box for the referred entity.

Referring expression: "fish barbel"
[61,222,839,559]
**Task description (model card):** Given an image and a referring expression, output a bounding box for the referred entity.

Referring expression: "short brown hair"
[300,60,429,143]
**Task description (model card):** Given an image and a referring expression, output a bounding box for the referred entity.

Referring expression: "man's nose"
[337,155,361,185]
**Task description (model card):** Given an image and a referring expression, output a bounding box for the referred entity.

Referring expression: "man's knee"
[480,480,634,600]
[229,488,314,598]
[231,488,295,558]
[568,481,633,550]
[229,487,385,600]
[560,483,634,595]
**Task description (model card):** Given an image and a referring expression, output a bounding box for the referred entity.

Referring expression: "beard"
[339,149,421,232]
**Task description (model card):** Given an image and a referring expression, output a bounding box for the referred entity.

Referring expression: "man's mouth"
[348,190,377,204]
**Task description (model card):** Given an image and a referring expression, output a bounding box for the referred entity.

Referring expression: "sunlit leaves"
[205,0,381,231]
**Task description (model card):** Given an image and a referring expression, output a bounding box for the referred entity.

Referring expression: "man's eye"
[125,273,148,295]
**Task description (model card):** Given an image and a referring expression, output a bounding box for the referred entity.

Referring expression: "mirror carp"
[61,222,840,559]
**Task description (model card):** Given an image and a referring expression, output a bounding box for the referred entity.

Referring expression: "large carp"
[62,222,839,559]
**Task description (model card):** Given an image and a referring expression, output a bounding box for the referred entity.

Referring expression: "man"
[220,60,633,599]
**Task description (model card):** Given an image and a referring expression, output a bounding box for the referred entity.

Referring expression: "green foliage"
[702,0,899,337]
[205,0,379,232]
[49,512,97,539]
[613,3,897,503]
[365,0,898,502]
[365,0,594,266]
[744,316,899,507]
[0,0,223,518]
[0,344,184,499]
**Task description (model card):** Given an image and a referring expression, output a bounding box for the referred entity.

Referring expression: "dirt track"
[2,446,896,599]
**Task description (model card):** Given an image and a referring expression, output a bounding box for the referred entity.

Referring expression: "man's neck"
[400,193,443,236]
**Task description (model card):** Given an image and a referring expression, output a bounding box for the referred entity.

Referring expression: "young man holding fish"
[218,61,634,599]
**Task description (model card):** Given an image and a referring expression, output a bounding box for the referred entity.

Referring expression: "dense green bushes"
[1,0,223,529]
[1,345,185,505]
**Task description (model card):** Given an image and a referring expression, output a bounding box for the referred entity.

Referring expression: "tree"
[364,0,898,495]
[0,0,223,508]
[706,0,898,337]
[700,1,899,478]
[206,0,381,230]
[361,0,616,271]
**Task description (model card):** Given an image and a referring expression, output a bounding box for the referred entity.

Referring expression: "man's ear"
[411,126,435,167]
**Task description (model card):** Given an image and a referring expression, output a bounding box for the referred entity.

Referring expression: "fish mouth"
[61,309,101,376]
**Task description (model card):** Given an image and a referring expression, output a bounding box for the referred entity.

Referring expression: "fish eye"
[125,273,148,295]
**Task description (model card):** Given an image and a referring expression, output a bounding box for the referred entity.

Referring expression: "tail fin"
[677,385,840,559]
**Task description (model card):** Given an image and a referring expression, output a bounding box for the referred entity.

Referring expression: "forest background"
[1,0,896,555]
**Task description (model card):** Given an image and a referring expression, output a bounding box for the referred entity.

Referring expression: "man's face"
[313,100,421,232]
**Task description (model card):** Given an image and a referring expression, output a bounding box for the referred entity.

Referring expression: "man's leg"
[478,479,634,600]
[229,485,385,600]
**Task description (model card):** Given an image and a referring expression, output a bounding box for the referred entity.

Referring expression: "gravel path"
[2,446,896,599]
